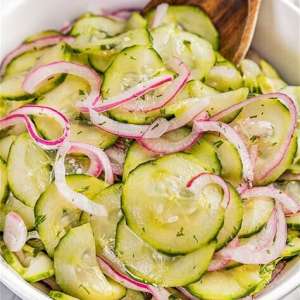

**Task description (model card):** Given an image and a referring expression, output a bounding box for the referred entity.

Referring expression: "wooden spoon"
[144,0,262,64]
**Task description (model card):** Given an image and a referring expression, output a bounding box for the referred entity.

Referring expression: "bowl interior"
[0,0,299,299]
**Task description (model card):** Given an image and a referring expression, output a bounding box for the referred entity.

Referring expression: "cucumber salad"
[0,3,300,300]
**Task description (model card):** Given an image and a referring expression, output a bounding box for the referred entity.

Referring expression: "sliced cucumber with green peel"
[123,142,155,181]
[0,159,8,206]
[7,133,51,207]
[205,55,243,92]
[0,135,16,161]
[122,153,224,254]
[1,244,54,283]
[238,197,274,238]
[71,15,126,37]
[286,213,300,230]
[0,42,70,100]
[258,75,287,94]
[215,185,243,250]
[83,184,123,255]
[35,174,107,257]
[259,59,282,79]
[89,54,114,73]
[23,252,54,283]
[54,223,126,300]
[102,46,170,124]
[186,138,221,174]
[0,195,35,231]
[151,25,215,80]
[166,85,249,123]
[24,30,61,43]
[5,48,48,76]
[204,133,243,186]
[73,29,151,54]
[187,265,266,300]
[231,98,297,185]
[116,219,215,287]
[240,59,261,93]
[146,5,219,49]
[49,291,80,300]
[122,290,145,300]
[126,12,147,30]
[281,230,300,258]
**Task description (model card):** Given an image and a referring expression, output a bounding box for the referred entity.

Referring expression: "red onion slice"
[208,238,239,272]
[23,61,101,105]
[138,128,201,154]
[151,3,169,29]
[123,58,190,112]
[194,120,254,185]
[241,186,300,214]
[79,75,172,113]
[54,142,113,216]
[0,105,70,150]
[97,257,170,300]
[3,212,27,252]
[0,36,74,76]
[219,202,287,264]
[187,172,231,208]
[89,109,149,138]
[212,93,298,182]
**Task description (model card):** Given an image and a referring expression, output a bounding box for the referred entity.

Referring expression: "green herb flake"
[176,227,184,237]
[79,284,90,294]
[34,215,46,227]
[213,140,224,148]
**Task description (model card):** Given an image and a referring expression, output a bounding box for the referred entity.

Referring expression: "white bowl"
[0,0,299,299]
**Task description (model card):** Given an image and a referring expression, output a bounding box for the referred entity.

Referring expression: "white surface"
[0,0,300,299]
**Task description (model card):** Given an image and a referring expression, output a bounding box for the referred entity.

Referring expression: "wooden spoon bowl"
[144,0,262,64]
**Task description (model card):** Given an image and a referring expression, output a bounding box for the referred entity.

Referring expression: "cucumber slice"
[204,133,243,187]
[116,219,215,287]
[286,213,300,230]
[260,59,281,79]
[89,54,114,73]
[34,75,117,148]
[0,42,70,100]
[257,75,287,94]
[187,265,265,300]
[146,5,219,49]
[240,59,261,93]
[186,138,221,174]
[23,252,54,283]
[122,290,145,300]
[166,84,249,123]
[1,244,54,283]
[123,142,155,181]
[126,12,147,30]
[0,159,8,206]
[7,133,51,207]
[215,185,243,250]
[0,135,16,161]
[5,48,48,76]
[122,153,224,254]
[205,55,243,92]
[231,98,297,185]
[83,184,123,255]
[35,174,107,257]
[49,291,80,300]
[24,30,61,43]
[102,46,170,124]
[0,195,35,231]
[73,29,151,54]
[54,223,126,300]
[238,197,274,238]
[71,15,126,37]
[151,25,215,80]
[281,230,300,258]
[281,86,300,117]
